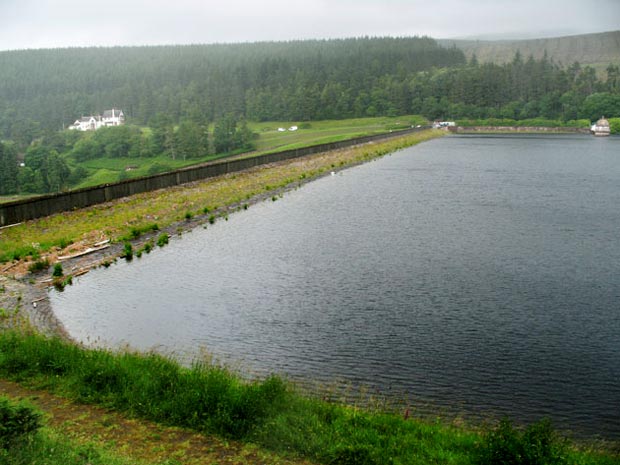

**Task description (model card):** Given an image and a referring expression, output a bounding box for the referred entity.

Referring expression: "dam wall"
[1,127,425,226]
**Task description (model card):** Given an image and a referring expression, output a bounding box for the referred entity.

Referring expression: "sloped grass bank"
[0,331,617,465]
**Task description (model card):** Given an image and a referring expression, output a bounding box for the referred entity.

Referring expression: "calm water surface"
[51,134,620,438]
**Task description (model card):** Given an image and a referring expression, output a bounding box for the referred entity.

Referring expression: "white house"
[590,116,610,136]
[70,116,100,131]
[102,108,125,127]
[69,109,125,131]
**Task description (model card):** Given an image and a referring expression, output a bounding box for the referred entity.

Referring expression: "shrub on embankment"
[0,396,42,449]
[0,331,617,465]
[0,396,135,465]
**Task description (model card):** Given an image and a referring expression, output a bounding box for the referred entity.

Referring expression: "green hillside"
[439,30,620,70]
[2,34,619,198]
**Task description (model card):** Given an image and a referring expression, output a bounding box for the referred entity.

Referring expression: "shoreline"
[1,130,443,339]
[452,125,590,134]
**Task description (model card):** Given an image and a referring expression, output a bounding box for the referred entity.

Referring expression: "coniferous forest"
[1,36,619,195]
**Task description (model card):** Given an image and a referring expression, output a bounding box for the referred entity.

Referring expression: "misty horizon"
[1,0,619,52]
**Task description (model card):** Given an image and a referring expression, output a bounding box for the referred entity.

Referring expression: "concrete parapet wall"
[0,127,424,227]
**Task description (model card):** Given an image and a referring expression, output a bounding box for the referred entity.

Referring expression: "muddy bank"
[0,275,68,338]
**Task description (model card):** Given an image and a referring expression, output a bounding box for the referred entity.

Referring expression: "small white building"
[71,116,100,131]
[433,121,456,129]
[69,109,125,131]
[590,116,610,136]
[102,108,125,127]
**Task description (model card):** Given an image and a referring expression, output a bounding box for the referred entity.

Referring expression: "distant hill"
[0,33,616,149]
[0,37,465,136]
[439,30,620,71]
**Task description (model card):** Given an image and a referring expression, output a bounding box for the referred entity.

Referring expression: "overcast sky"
[1,0,619,51]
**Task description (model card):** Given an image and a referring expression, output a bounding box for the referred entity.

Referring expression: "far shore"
[452,125,590,134]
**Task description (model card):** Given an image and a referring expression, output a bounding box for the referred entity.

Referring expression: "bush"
[57,238,73,249]
[123,223,159,241]
[0,397,42,449]
[27,259,49,273]
[121,243,133,260]
[476,418,568,465]
[52,263,63,277]
[156,233,169,247]
[53,275,72,292]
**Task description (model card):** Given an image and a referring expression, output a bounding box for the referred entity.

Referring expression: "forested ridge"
[0,37,464,139]
[1,35,619,196]
[1,36,619,141]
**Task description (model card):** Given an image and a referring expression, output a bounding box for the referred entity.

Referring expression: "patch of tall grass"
[0,332,616,465]
[0,396,41,449]
[0,397,136,465]
[120,223,159,242]
[0,332,287,440]
[2,432,137,465]
[156,233,169,247]
[476,418,570,465]
[120,243,133,260]
[27,259,49,274]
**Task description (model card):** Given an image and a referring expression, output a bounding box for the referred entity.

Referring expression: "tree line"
[0,37,618,148]
[0,115,255,195]
[0,37,465,145]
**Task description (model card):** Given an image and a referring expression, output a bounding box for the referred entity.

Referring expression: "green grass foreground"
[0,331,617,465]
[2,431,138,465]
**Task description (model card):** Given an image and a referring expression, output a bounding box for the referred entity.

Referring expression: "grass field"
[251,116,427,152]
[0,194,35,204]
[64,115,428,190]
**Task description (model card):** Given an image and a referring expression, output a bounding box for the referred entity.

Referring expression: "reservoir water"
[51,134,620,439]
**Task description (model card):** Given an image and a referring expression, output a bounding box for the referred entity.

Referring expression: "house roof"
[103,109,123,118]
[596,117,609,126]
